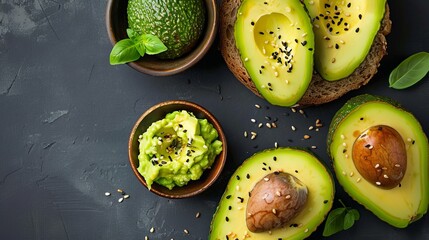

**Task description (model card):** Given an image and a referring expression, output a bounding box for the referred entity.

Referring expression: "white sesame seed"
[349,172,354,177]
[342,142,347,147]
[357,177,361,183]
[276,191,281,196]
[274,71,279,77]
[266,123,272,128]
[244,131,248,138]
[375,163,380,168]
[302,33,307,37]
[272,123,277,128]
[255,104,261,109]
[258,123,263,128]
[124,194,130,199]
[274,142,278,148]
[340,40,345,44]
[264,177,270,181]
[196,212,201,218]
[304,135,310,139]
[305,228,309,233]
[285,80,289,84]
[236,185,240,191]
[291,126,296,131]
[117,189,124,194]
[145,236,148,240]
[340,134,345,139]
[309,126,314,130]
[369,145,374,150]
[395,164,401,167]
[251,118,256,123]
[105,192,111,196]
[272,208,277,214]
[407,138,412,142]
[244,57,249,62]
[184,229,189,234]
[384,174,389,179]
[299,109,305,114]
[118,197,124,203]
[311,146,317,149]
[376,181,381,186]
[291,107,297,113]
[286,195,291,199]
[150,227,155,233]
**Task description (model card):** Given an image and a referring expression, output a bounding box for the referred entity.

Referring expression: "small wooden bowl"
[128,100,227,198]
[106,0,218,76]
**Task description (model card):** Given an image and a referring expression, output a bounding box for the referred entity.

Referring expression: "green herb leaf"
[349,208,360,221]
[343,211,356,230]
[109,38,140,65]
[126,28,139,40]
[322,208,346,237]
[142,34,168,55]
[389,52,429,89]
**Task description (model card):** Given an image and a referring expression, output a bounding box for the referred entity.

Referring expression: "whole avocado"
[127,0,206,59]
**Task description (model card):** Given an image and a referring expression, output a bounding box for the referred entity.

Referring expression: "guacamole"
[137,110,223,190]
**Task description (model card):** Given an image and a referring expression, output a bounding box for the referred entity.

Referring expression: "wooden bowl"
[106,0,218,76]
[128,100,227,198]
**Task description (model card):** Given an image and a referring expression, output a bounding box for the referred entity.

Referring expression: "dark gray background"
[1,0,428,239]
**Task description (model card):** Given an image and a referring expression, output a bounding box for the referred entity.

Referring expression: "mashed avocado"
[137,110,223,190]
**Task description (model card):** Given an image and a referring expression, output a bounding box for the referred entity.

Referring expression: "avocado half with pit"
[209,148,334,239]
[235,0,315,106]
[303,0,387,80]
[328,94,429,228]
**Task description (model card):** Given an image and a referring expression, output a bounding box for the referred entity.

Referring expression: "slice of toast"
[219,0,392,106]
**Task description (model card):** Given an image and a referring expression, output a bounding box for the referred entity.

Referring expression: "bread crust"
[219,0,392,106]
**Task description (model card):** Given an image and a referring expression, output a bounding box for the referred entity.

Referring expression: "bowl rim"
[105,0,218,76]
[128,100,227,198]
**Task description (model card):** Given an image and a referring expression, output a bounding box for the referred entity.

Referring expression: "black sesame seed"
[335,44,339,49]
[412,140,415,145]
[225,217,229,222]
[264,1,267,4]
[237,197,244,203]
[268,166,272,170]
[324,3,330,8]
[347,2,351,8]
[295,170,299,173]
[278,35,282,39]
[259,70,262,74]
[324,200,329,204]
[359,14,362,20]
[343,149,347,153]
[259,31,264,35]
[251,21,255,26]
[261,65,265,69]
[294,39,298,43]
[301,41,307,46]
[236,175,240,180]
[228,206,232,210]
[262,167,267,171]
[269,31,274,34]
[263,162,267,166]
[355,27,360,33]
[360,117,364,120]
[246,173,250,179]
[226,195,231,199]
[344,28,349,31]
[308,48,313,51]
[273,156,277,161]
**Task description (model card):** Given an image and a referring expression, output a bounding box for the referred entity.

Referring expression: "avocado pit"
[352,125,407,189]
[246,172,308,232]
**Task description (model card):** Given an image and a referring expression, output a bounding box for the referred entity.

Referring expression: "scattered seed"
[304,135,311,139]
[291,126,296,131]
[150,227,155,233]
[145,236,148,240]
[258,123,263,128]
[105,192,111,196]
[244,131,248,138]
[285,195,291,199]
[276,191,281,197]
[266,123,272,128]
[291,107,297,113]
[331,58,336,63]
[251,118,256,123]
[340,134,345,139]
[124,194,130,199]
[117,189,124,194]
[342,171,347,176]
[375,163,380,168]
[349,171,354,177]
[118,197,124,203]
[309,126,314,130]
[264,177,270,182]
[196,212,201,218]
[184,229,189,234]
[272,122,277,128]
[356,177,361,183]
[395,164,401,168]
[244,58,249,62]
[311,146,317,149]
[305,228,309,233]
[274,142,278,148]
[375,181,381,186]
[255,104,261,109]
[384,174,389,179]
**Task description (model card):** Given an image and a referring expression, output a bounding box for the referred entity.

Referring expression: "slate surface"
[0,0,428,239]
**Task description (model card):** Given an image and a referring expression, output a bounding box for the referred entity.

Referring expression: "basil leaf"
[109,38,140,65]
[322,208,346,237]
[349,208,360,221]
[142,34,168,55]
[126,28,139,40]
[135,42,146,57]
[343,211,356,230]
[389,52,429,89]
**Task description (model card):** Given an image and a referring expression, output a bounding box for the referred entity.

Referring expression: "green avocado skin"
[326,94,401,155]
[127,0,206,59]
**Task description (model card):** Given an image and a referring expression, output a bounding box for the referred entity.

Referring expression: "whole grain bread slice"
[219,0,392,106]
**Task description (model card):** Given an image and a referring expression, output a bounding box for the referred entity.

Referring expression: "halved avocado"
[328,94,429,228]
[235,0,314,106]
[303,0,386,80]
[209,148,334,239]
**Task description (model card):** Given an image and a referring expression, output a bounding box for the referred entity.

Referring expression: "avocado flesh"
[235,0,314,106]
[209,148,334,239]
[328,95,429,228]
[303,0,386,80]
[127,0,206,59]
